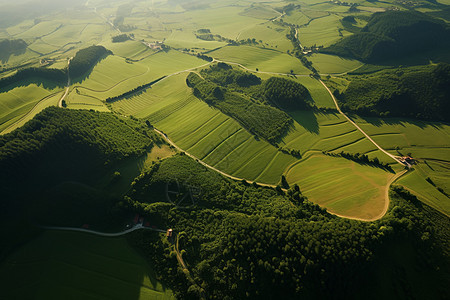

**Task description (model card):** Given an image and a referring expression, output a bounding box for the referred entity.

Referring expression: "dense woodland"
[339,63,450,121]
[112,33,132,43]
[323,11,450,62]
[186,66,294,144]
[125,155,450,299]
[263,77,312,110]
[69,45,111,79]
[0,107,164,228]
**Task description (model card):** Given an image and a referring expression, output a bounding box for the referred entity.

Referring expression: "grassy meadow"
[0,230,174,300]
[0,83,63,133]
[209,45,310,74]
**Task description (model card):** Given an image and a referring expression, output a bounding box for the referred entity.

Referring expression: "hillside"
[126,155,450,299]
[186,68,293,144]
[69,45,112,79]
[322,11,450,62]
[339,63,450,121]
[0,107,164,228]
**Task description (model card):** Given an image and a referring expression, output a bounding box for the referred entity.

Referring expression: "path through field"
[319,79,404,165]
[41,223,165,237]
[58,57,72,108]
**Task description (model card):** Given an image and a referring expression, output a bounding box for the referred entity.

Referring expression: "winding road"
[40,223,165,237]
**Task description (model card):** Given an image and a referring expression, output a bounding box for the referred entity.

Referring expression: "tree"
[281,175,290,189]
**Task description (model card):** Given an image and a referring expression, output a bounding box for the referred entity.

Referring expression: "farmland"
[0,0,449,298]
[0,0,447,218]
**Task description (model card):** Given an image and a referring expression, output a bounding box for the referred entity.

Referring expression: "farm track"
[41,223,165,237]
[58,57,72,108]
[319,79,404,165]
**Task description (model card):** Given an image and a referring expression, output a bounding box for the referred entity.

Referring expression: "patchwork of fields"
[0,0,448,221]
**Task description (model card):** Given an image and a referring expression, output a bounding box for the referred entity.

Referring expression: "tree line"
[323,150,394,172]
[105,76,166,103]
[186,70,292,145]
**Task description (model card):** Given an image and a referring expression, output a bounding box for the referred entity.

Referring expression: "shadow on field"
[289,110,319,134]
[0,77,64,94]
[357,115,449,131]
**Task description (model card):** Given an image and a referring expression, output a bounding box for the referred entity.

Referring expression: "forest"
[186,69,293,144]
[322,11,450,62]
[69,45,112,78]
[263,77,312,110]
[0,107,164,224]
[125,154,450,299]
[339,63,450,121]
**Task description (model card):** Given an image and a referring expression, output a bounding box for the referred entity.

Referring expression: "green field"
[309,53,364,74]
[298,14,351,47]
[354,116,450,215]
[0,83,63,133]
[208,45,310,74]
[77,50,207,100]
[0,0,448,221]
[0,230,174,300]
[286,153,392,219]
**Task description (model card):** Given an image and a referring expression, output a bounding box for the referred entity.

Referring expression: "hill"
[0,107,164,228]
[126,154,450,299]
[322,11,450,62]
[69,45,112,79]
[186,68,293,145]
[338,63,450,121]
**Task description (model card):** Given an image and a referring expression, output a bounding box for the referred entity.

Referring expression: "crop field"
[66,92,110,112]
[298,14,351,47]
[208,46,310,74]
[309,53,363,74]
[77,50,206,100]
[0,0,448,222]
[0,83,62,133]
[0,230,174,300]
[173,6,271,40]
[286,153,392,219]
[164,30,227,50]
[283,11,311,27]
[1,92,62,134]
[238,23,293,52]
[353,117,450,215]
